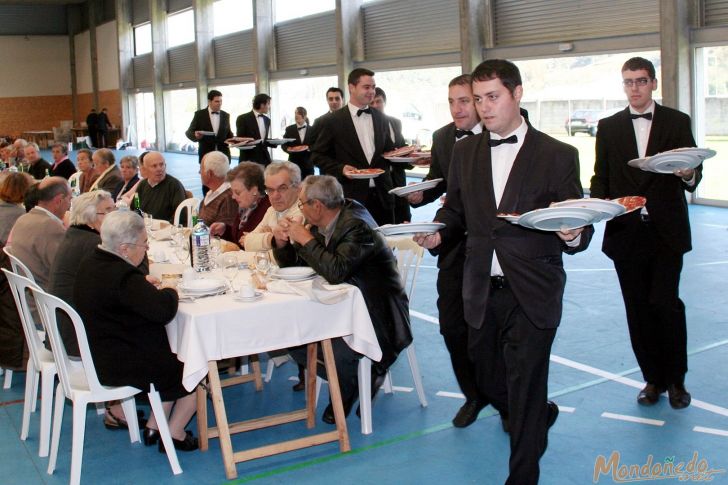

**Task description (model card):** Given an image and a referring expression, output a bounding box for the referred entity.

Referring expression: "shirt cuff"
[565,234,582,247]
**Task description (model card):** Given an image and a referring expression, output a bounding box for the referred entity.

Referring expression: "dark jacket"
[273,199,412,371]
[222,196,271,248]
[282,123,314,178]
[185,108,234,163]
[96,166,124,200]
[51,158,77,180]
[0,243,26,370]
[236,111,272,166]
[28,158,52,180]
[115,173,140,199]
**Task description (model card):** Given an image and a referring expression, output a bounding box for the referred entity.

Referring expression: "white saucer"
[234,291,263,302]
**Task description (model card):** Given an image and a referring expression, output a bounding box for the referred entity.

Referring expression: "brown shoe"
[667,384,691,409]
[637,383,666,405]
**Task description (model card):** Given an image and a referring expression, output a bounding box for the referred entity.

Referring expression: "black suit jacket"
[590,104,699,258]
[236,111,271,166]
[311,106,395,207]
[414,122,457,207]
[282,123,314,175]
[437,127,592,330]
[185,108,233,162]
[51,158,76,180]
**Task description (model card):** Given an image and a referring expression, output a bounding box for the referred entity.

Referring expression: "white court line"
[436,391,466,399]
[551,354,728,418]
[558,406,576,413]
[694,260,728,266]
[392,386,413,393]
[694,426,728,437]
[410,310,440,325]
[602,412,664,426]
[699,223,728,229]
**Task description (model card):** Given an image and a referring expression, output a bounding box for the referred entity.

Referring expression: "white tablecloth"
[149,242,383,392]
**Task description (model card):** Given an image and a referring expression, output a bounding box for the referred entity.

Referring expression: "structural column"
[151,0,169,150]
[193,0,213,107]
[253,0,273,95]
[659,0,696,115]
[460,0,486,74]
[336,0,363,89]
[88,0,100,111]
[116,0,135,141]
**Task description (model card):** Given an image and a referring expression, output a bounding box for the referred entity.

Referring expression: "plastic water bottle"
[192,216,211,272]
[70,175,80,197]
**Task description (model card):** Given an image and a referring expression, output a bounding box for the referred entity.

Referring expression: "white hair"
[69,190,112,226]
[264,161,301,186]
[100,211,145,253]
[202,151,230,179]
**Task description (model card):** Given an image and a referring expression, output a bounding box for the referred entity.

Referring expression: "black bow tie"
[257,114,268,119]
[455,129,474,138]
[630,112,652,120]
[297,125,306,130]
[356,107,372,117]
[488,135,518,147]
[211,112,220,115]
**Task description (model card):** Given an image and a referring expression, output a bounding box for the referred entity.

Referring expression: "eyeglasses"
[297,199,317,210]
[264,184,296,195]
[622,77,651,87]
[123,241,149,249]
[96,207,117,216]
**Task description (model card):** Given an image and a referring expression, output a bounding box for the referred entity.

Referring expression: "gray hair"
[69,190,112,226]
[201,151,230,179]
[25,142,40,152]
[302,175,344,209]
[13,138,28,148]
[51,142,68,155]
[100,211,145,253]
[119,155,139,170]
[264,161,301,187]
[93,148,115,167]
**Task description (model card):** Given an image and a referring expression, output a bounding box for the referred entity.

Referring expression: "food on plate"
[225,137,255,146]
[220,239,240,253]
[383,146,417,158]
[613,196,647,213]
[349,168,384,175]
[287,145,309,152]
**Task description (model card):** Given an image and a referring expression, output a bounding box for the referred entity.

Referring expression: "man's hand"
[406,190,424,204]
[556,227,584,242]
[145,275,161,286]
[285,218,314,246]
[414,231,442,249]
[271,222,290,248]
[674,167,694,182]
[193,130,203,140]
[342,164,357,179]
[209,222,225,236]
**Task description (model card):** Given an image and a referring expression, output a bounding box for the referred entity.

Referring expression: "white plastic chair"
[32,288,182,485]
[2,270,57,457]
[173,198,200,228]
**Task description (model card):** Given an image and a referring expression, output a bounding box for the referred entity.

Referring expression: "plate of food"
[348,168,385,179]
[266,138,296,146]
[613,195,647,213]
[383,146,417,159]
[517,207,602,231]
[550,198,626,220]
[287,145,309,152]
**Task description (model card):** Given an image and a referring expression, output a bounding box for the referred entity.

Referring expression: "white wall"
[74,30,92,94]
[0,35,71,97]
[97,20,119,91]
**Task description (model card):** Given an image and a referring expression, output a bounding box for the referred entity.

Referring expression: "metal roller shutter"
[275,11,337,70]
[167,0,192,14]
[494,0,659,47]
[363,0,460,61]
[213,30,255,79]
[132,53,153,88]
[168,43,196,83]
[132,0,149,26]
[704,0,728,26]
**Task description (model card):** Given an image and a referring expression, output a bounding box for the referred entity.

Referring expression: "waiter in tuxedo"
[236,93,272,166]
[309,87,344,149]
[416,60,592,484]
[186,90,234,194]
[282,106,314,178]
[590,57,700,409]
[407,74,485,428]
[371,87,410,223]
[311,68,395,225]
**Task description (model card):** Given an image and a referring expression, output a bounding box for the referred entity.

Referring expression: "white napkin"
[150,226,172,241]
[266,277,350,305]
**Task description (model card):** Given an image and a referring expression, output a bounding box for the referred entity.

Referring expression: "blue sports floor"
[2,149,727,484]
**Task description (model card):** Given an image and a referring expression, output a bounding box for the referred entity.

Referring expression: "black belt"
[490,275,507,289]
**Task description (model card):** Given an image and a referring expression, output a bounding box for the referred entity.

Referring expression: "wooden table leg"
[321,339,350,452]
[196,380,209,451]
[305,343,317,428]
[206,360,238,479]
[250,354,264,391]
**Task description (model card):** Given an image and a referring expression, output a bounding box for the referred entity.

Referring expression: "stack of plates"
[500,207,603,231]
[549,198,626,222]
[266,138,295,146]
[628,147,715,174]
[376,222,445,236]
[389,178,443,197]
[178,278,227,296]
[270,267,317,281]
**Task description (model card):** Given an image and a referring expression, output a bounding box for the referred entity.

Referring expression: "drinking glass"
[209,236,222,268]
[174,240,190,265]
[222,253,238,290]
[170,224,184,246]
[143,212,154,234]
[255,251,271,277]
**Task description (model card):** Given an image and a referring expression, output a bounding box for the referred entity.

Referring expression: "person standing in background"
[86,108,99,148]
[97,108,113,148]
[282,107,314,179]
[236,94,273,167]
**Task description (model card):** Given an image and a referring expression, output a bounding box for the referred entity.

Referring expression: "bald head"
[144,151,167,185]
[37,176,72,219]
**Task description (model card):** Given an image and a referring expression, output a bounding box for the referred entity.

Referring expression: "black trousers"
[289,338,362,403]
[612,221,687,387]
[363,188,394,226]
[437,267,479,402]
[468,283,556,485]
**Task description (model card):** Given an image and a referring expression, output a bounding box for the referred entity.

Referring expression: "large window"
[214,0,253,37]
[167,9,195,48]
[695,46,728,203]
[133,92,156,150]
[274,0,334,23]
[269,75,337,159]
[163,88,198,152]
[208,83,256,158]
[134,23,152,56]
[515,51,660,188]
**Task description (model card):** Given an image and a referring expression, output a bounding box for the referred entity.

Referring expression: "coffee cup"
[182,268,197,284]
[239,283,255,298]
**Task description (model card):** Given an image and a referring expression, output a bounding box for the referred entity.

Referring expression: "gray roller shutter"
[704,0,728,26]
[168,42,196,83]
[494,0,659,47]
[363,0,460,61]
[132,0,149,26]
[213,30,255,79]
[275,11,336,70]
[167,0,192,14]
[132,53,153,88]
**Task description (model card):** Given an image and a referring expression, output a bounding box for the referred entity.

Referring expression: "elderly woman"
[74,211,198,451]
[115,155,141,200]
[0,172,34,246]
[89,148,123,199]
[198,151,237,228]
[75,149,99,194]
[209,161,270,248]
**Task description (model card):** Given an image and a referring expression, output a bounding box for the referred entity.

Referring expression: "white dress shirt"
[630,101,654,159]
[456,122,483,142]
[208,107,220,135]
[254,110,268,140]
[296,124,307,143]
[348,102,376,187]
[203,181,230,205]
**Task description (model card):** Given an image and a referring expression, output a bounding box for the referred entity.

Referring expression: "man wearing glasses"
[590,57,701,409]
[242,161,303,253]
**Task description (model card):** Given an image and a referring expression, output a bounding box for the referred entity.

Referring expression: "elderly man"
[273,175,412,424]
[89,148,123,199]
[7,177,71,289]
[50,142,76,180]
[135,151,187,223]
[24,142,52,180]
[12,139,28,166]
[242,161,303,252]
[198,151,237,227]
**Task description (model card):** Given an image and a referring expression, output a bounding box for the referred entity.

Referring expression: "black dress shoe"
[322,394,356,424]
[158,430,199,453]
[143,427,160,446]
[637,383,666,405]
[541,401,559,457]
[667,383,691,409]
[292,365,306,392]
[452,400,486,428]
